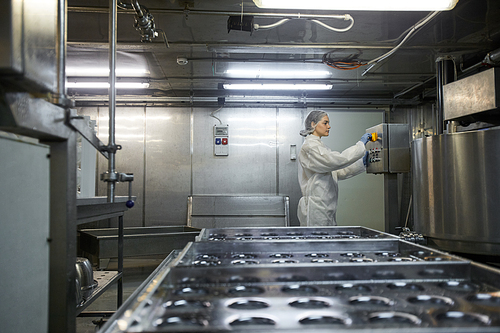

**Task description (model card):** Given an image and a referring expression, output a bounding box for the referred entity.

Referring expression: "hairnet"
[299,110,328,137]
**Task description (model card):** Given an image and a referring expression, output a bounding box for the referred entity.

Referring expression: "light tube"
[253,0,459,11]
[66,82,150,89]
[225,69,331,79]
[66,67,149,77]
[223,83,332,90]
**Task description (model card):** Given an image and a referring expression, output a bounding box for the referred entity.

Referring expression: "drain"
[387,282,424,291]
[227,286,265,296]
[335,283,372,292]
[260,232,278,237]
[407,295,454,306]
[229,317,276,326]
[350,258,374,263]
[234,233,253,237]
[368,312,421,325]
[424,256,452,261]
[276,275,308,282]
[435,311,490,325]
[349,296,393,306]
[228,275,260,283]
[153,315,207,327]
[282,284,319,294]
[340,252,364,258]
[305,253,329,258]
[375,252,401,257]
[195,254,219,260]
[231,253,257,259]
[299,315,347,325]
[466,293,500,305]
[311,258,337,263]
[269,253,293,258]
[231,260,259,265]
[192,259,221,266]
[228,299,270,310]
[208,233,226,241]
[163,300,211,309]
[289,298,330,309]
[388,257,414,262]
[173,287,209,296]
[272,259,297,264]
[438,281,479,292]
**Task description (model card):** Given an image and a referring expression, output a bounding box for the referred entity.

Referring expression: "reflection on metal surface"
[412,128,500,256]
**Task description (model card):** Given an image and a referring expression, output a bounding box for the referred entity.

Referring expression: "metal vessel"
[98,227,500,332]
[412,128,500,255]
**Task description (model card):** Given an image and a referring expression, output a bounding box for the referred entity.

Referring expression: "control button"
[215,138,222,145]
[222,138,228,145]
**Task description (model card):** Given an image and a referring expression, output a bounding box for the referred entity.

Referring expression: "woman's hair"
[299,110,328,137]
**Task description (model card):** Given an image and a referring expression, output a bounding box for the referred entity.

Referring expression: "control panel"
[365,123,410,174]
[214,125,229,156]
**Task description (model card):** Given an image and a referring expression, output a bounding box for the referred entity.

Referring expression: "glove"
[360,133,372,145]
[363,151,369,167]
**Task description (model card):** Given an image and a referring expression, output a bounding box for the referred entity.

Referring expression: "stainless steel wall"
[78,106,305,226]
[78,106,384,229]
[412,128,500,255]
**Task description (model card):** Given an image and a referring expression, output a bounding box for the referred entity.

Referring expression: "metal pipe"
[68,5,358,19]
[57,0,67,100]
[107,0,117,203]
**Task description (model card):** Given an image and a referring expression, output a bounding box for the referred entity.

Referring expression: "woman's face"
[312,115,331,137]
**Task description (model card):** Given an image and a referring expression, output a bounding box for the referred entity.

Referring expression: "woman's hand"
[360,133,372,145]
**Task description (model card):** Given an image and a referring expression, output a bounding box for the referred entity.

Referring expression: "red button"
[222,138,228,145]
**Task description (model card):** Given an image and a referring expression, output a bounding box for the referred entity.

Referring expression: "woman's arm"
[301,141,365,174]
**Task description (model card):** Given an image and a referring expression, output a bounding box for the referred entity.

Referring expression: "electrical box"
[214,125,229,156]
[365,123,410,174]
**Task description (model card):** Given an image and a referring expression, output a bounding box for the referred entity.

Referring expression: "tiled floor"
[76,257,165,333]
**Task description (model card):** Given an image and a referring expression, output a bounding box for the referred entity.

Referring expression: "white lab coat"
[297,135,366,226]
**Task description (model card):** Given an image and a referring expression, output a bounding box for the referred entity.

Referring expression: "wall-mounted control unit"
[365,123,410,174]
[214,125,229,156]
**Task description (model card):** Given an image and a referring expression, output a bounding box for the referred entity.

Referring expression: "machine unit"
[365,123,410,174]
[0,0,58,92]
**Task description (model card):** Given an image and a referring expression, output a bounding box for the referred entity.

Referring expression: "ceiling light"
[66,67,150,77]
[225,69,331,79]
[66,82,150,89]
[253,0,459,11]
[222,83,332,90]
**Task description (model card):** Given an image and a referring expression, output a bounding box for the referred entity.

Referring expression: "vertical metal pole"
[117,215,124,307]
[436,59,455,135]
[56,0,67,102]
[384,173,399,234]
[108,0,117,203]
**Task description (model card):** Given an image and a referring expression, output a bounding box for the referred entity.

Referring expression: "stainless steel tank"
[412,128,500,255]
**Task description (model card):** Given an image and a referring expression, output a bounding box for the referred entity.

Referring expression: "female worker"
[297,110,371,226]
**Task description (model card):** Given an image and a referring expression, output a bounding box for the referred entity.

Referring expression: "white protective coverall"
[297,135,366,226]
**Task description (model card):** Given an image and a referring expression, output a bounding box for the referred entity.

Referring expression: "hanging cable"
[210,107,223,124]
[362,11,441,75]
[254,14,354,32]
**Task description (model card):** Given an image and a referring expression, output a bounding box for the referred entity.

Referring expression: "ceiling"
[66,0,500,107]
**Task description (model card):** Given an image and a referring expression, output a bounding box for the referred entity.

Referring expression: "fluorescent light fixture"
[253,0,459,11]
[66,67,149,77]
[225,69,331,79]
[66,82,150,89]
[223,83,332,90]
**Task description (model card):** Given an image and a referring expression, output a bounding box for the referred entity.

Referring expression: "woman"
[297,110,371,226]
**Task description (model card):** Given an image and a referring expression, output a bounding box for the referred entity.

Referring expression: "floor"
[76,257,165,333]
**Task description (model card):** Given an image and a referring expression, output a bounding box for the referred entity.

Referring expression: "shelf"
[76,270,122,316]
[76,196,136,225]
